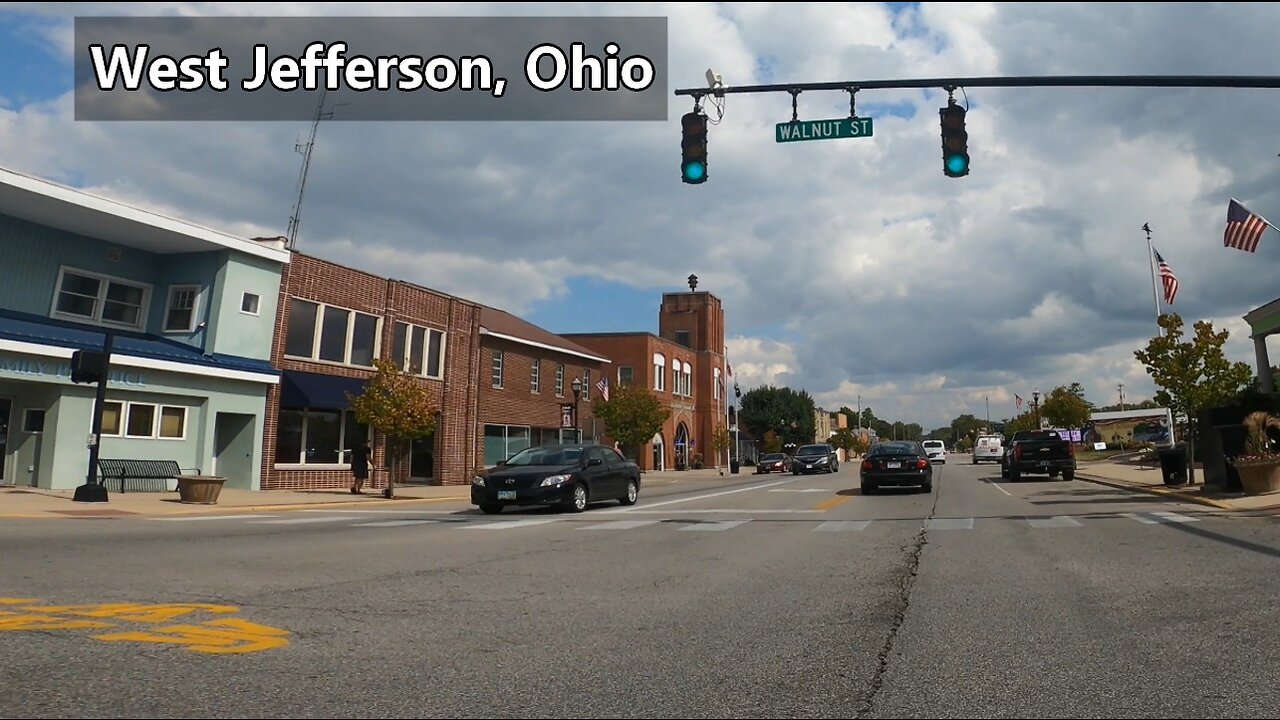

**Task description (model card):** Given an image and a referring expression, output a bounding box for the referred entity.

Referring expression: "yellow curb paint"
[1,495,471,519]
[1076,475,1235,510]
[813,495,852,511]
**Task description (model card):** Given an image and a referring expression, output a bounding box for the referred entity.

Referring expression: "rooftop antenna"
[286,90,338,250]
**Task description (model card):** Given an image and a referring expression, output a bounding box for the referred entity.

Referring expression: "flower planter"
[1234,461,1280,496]
[176,475,227,504]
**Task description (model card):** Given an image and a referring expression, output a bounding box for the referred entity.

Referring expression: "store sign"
[560,403,576,429]
[0,356,146,386]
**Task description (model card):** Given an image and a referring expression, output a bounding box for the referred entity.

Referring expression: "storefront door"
[0,398,10,483]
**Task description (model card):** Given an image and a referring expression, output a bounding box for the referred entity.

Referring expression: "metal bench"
[96,459,192,493]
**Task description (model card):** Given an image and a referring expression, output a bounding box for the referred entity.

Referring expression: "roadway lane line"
[812,495,852,511]
[603,478,799,513]
[461,519,561,531]
[578,520,662,531]
[680,519,751,532]
[619,509,823,514]
[814,520,871,532]
[350,520,439,528]
[155,515,281,521]
[1026,516,1084,528]
[984,479,1013,496]
[250,516,365,525]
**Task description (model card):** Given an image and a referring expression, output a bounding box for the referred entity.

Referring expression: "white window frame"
[164,284,202,334]
[92,400,187,440]
[272,408,370,469]
[714,368,721,400]
[654,353,666,392]
[283,298,383,368]
[492,350,504,389]
[51,266,152,331]
[555,363,564,397]
[531,358,541,394]
[683,361,693,396]
[583,369,591,402]
[240,291,261,316]
[392,322,447,379]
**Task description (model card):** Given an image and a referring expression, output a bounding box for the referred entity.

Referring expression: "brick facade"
[261,251,481,490]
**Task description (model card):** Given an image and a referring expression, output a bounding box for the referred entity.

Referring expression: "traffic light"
[70,349,106,384]
[681,111,708,184]
[939,103,969,177]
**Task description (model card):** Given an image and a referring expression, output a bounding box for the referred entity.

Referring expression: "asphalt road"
[3,458,1280,719]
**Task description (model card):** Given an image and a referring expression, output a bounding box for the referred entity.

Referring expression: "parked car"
[972,434,1003,464]
[922,440,947,463]
[860,441,934,494]
[471,444,640,514]
[1000,430,1076,481]
[792,443,839,474]
[756,452,790,474]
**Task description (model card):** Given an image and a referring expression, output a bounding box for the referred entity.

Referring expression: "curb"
[0,494,472,520]
[1075,473,1236,510]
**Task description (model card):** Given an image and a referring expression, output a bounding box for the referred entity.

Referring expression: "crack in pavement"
[856,475,942,718]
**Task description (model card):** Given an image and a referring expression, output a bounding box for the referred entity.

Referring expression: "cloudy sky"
[2,2,1278,431]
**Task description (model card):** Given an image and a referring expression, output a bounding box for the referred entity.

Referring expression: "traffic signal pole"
[73,332,114,503]
[675,74,1280,99]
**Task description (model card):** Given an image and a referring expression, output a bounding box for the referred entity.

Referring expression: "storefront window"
[125,404,155,437]
[276,408,370,465]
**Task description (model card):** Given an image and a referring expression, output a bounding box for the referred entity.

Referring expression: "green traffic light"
[682,160,706,183]
[945,154,969,176]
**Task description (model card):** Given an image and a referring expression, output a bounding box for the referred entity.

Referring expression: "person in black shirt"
[351,442,372,494]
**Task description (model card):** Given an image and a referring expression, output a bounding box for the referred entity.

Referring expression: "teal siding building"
[0,167,288,491]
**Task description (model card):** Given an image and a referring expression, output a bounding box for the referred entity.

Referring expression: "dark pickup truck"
[1000,430,1076,481]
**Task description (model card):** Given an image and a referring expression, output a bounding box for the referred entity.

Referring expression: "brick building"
[564,285,729,472]
[476,307,610,468]
[261,251,484,490]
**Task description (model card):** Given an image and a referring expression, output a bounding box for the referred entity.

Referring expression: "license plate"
[497,491,517,500]
[806,464,814,469]
[887,461,901,469]
[1039,461,1050,467]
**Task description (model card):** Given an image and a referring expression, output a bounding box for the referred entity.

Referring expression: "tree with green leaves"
[738,385,817,448]
[762,430,783,454]
[711,424,732,473]
[346,359,437,498]
[1134,313,1254,484]
[592,381,671,463]
[1041,384,1093,430]
[829,427,855,454]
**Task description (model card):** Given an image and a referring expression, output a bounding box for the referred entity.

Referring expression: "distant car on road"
[860,441,934,494]
[922,440,947,463]
[472,444,640,514]
[972,434,1003,464]
[1000,430,1076,481]
[756,452,790,474]
[792,443,839,474]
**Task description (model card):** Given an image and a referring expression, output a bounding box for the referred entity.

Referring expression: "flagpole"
[1143,223,1162,325]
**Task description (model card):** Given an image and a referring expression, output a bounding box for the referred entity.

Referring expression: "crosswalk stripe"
[924,517,974,530]
[1026,516,1084,528]
[461,519,561,531]
[250,516,364,525]
[155,515,280,521]
[680,519,751,532]
[578,520,662,531]
[350,520,439,528]
[814,520,871,532]
[1126,511,1199,525]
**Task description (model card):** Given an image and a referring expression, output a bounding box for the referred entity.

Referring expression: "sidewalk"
[1075,460,1280,514]
[0,467,744,519]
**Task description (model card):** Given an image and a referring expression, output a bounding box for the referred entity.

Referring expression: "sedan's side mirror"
[587,457,603,467]
[496,460,507,467]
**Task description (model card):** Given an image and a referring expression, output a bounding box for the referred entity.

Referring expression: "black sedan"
[471,444,641,514]
[792,443,839,474]
[859,441,934,494]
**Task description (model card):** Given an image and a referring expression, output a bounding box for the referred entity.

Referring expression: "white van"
[922,440,947,463]
[973,434,1003,464]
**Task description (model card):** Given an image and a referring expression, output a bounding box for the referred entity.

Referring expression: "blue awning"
[280,370,366,411]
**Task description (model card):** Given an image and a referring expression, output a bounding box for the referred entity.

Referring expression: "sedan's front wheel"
[566,483,589,513]
[619,479,639,506]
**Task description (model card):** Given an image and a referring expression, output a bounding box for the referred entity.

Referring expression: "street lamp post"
[1032,388,1042,429]
[571,377,583,444]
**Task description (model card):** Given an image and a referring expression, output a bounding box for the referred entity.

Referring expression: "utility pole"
[985,395,990,432]
[1117,382,1126,411]
[1143,223,1162,327]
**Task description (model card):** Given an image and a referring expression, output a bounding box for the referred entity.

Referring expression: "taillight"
[1067,442,1075,457]
[861,459,873,472]
[916,458,928,469]
[1014,446,1022,462]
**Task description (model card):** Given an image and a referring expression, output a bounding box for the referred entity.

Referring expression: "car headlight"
[472,476,486,486]
[817,456,828,463]
[540,474,572,487]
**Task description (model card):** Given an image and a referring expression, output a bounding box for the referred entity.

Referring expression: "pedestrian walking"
[351,442,372,494]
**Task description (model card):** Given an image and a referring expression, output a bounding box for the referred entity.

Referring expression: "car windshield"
[502,446,583,466]
[796,445,829,456]
[870,442,919,456]
[762,453,785,461]
[923,441,943,448]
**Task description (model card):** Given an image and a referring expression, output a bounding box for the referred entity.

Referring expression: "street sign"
[775,117,874,143]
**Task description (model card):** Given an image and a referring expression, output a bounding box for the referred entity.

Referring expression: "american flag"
[1154,248,1178,305]
[1224,198,1270,253]
[1015,394,1023,411]
[596,377,609,402]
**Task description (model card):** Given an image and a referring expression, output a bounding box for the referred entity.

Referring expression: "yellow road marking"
[95,618,290,654]
[813,495,852,511]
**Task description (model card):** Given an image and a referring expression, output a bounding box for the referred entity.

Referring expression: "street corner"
[0,597,291,655]
[1075,473,1237,511]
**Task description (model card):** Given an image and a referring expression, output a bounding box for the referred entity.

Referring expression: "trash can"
[1157,445,1188,486]
[730,458,740,475]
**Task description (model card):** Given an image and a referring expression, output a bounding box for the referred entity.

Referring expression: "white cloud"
[1,2,1278,431]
